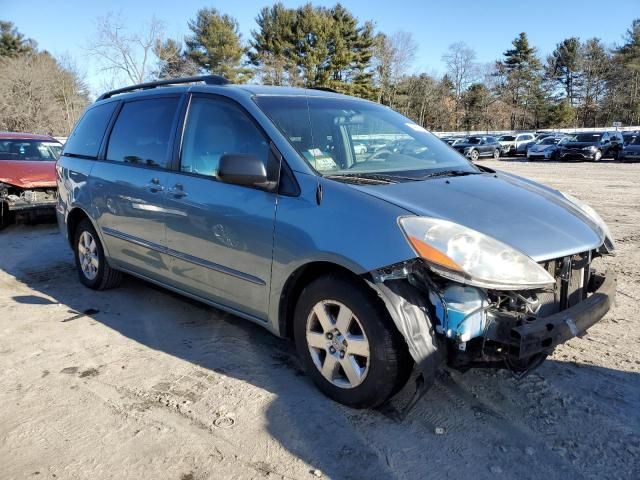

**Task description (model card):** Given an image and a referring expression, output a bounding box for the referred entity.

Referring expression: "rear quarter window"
[63,102,118,158]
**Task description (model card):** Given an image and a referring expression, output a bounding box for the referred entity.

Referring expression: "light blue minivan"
[57,76,616,408]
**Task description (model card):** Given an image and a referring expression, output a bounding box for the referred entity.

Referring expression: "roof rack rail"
[309,86,338,93]
[96,75,229,101]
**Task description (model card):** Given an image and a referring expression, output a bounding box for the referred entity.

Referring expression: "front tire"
[594,149,602,162]
[493,148,500,159]
[294,275,411,408]
[469,149,479,161]
[73,218,123,290]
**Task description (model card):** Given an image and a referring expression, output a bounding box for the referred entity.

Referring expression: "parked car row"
[440,130,640,163]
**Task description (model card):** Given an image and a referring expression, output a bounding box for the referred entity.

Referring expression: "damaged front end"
[369,251,615,380]
[0,182,58,228]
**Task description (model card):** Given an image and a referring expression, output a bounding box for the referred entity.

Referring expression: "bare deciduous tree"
[0,53,89,135]
[373,31,417,106]
[442,42,478,129]
[88,13,164,87]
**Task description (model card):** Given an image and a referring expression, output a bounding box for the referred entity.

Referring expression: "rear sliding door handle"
[167,183,188,198]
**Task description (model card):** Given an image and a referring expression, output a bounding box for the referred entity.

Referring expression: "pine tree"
[185,8,251,83]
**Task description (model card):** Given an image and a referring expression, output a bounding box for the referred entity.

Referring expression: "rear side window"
[64,102,118,158]
[106,97,180,168]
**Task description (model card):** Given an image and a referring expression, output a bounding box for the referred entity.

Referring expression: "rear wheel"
[294,275,412,408]
[73,218,123,290]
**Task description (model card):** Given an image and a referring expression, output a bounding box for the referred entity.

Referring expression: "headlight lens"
[398,217,555,290]
[559,192,615,253]
[582,145,597,151]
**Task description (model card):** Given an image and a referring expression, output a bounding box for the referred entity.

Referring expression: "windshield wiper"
[326,172,418,183]
[421,170,481,179]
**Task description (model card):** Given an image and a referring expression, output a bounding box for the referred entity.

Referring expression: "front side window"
[255,96,477,179]
[180,96,269,178]
[106,97,180,168]
[0,140,61,161]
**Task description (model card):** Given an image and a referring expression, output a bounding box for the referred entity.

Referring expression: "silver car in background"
[56,76,616,408]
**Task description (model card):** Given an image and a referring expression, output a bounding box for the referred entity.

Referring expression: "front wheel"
[294,275,412,408]
[594,149,602,162]
[469,149,479,161]
[74,218,123,290]
[493,149,500,159]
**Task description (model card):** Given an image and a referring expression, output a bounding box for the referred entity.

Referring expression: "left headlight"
[398,217,556,290]
[559,192,616,253]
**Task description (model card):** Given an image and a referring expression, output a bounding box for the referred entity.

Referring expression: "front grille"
[536,252,591,317]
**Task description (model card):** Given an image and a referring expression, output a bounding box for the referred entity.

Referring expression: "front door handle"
[167,183,188,198]
[146,178,164,193]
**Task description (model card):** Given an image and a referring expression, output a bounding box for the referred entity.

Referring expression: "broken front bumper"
[502,272,615,359]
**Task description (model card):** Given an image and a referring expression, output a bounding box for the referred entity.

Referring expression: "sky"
[2,0,638,96]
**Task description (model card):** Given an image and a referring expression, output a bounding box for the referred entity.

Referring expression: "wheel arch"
[278,260,373,339]
[66,207,105,252]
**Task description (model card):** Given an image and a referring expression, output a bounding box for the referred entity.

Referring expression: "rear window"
[106,97,180,168]
[64,102,118,158]
[0,140,61,161]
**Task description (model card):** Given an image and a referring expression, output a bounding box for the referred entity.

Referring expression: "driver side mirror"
[218,154,277,191]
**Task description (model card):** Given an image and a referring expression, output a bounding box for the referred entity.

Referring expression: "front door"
[91,95,181,282]
[163,95,278,320]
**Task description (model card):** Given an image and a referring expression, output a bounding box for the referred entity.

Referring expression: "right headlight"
[399,217,555,290]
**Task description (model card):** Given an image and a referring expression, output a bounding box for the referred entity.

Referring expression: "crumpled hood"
[353,172,604,262]
[0,160,57,188]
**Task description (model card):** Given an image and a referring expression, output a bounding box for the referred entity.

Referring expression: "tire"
[73,218,123,290]
[293,274,412,408]
[493,149,500,159]
[593,149,602,162]
[469,149,479,161]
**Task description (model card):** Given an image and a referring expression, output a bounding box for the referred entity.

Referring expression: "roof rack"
[96,75,229,101]
[309,86,338,93]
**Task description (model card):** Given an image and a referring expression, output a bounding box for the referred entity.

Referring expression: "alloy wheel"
[470,150,479,161]
[305,300,371,389]
[78,231,99,280]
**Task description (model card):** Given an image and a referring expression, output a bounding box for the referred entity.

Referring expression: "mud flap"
[366,279,444,384]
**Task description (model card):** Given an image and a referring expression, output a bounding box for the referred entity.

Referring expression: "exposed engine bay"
[370,251,614,381]
[0,182,58,227]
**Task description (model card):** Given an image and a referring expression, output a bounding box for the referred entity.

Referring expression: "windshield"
[569,133,602,142]
[537,137,559,145]
[498,135,515,141]
[0,140,61,161]
[630,136,640,145]
[254,96,478,178]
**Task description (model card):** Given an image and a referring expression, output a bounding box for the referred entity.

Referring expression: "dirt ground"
[1,159,639,480]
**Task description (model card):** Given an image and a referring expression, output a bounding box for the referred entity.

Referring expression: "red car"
[0,132,62,228]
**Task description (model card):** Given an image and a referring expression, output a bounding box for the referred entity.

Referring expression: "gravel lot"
[1,159,639,480]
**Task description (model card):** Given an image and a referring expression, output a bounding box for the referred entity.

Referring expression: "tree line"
[0,21,89,136]
[1,4,639,136]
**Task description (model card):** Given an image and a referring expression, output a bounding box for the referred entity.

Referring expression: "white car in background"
[498,133,536,156]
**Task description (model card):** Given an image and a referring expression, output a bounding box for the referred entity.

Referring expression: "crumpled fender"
[366,278,444,381]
